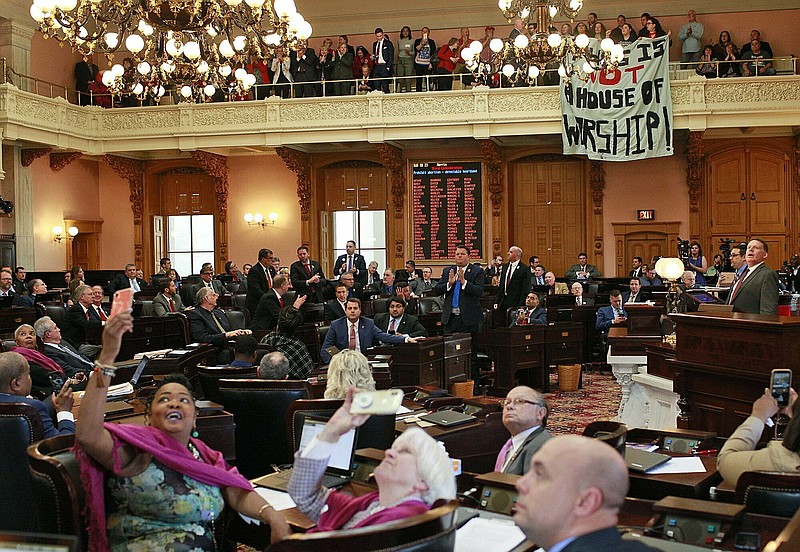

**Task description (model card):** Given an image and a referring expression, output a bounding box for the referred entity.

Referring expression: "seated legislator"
[571,282,594,306]
[152,277,186,316]
[288,389,456,532]
[12,323,87,397]
[35,316,95,378]
[544,271,569,295]
[0,350,75,438]
[373,297,428,339]
[623,278,648,303]
[260,306,315,380]
[258,351,290,380]
[717,387,800,486]
[596,290,627,331]
[74,312,290,550]
[319,298,422,364]
[62,284,104,358]
[187,287,251,362]
[324,282,349,322]
[496,386,552,475]
[511,292,547,326]
[323,349,376,399]
[513,435,660,551]
[230,335,258,367]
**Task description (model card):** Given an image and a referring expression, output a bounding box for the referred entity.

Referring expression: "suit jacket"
[573,296,595,307]
[290,260,327,302]
[365,270,382,288]
[717,416,800,487]
[192,279,226,302]
[245,262,275,315]
[503,427,552,476]
[596,305,627,331]
[373,313,428,338]
[320,316,405,364]
[372,37,395,68]
[410,279,435,295]
[622,291,648,304]
[251,290,284,331]
[187,307,232,349]
[562,527,662,551]
[565,263,601,281]
[12,280,28,295]
[728,263,779,315]
[548,282,570,295]
[511,307,547,326]
[496,262,531,311]
[152,292,185,316]
[74,60,98,92]
[4,290,33,307]
[324,299,347,322]
[434,263,485,329]
[43,342,94,376]
[62,304,103,347]
[333,254,368,286]
[0,394,75,439]
[629,267,644,278]
[107,274,148,295]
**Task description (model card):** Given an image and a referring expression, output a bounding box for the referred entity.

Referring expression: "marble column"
[1,143,35,267]
[0,18,35,78]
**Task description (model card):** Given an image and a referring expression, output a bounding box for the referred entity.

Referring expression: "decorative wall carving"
[190,151,229,223]
[376,144,405,220]
[276,147,312,222]
[21,148,51,167]
[686,131,704,214]
[794,134,800,197]
[104,154,144,224]
[49,152,82,172]
[480,140,503,217]
[589,160,605,215]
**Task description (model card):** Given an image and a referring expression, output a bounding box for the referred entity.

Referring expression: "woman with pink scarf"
[75,312,290,551]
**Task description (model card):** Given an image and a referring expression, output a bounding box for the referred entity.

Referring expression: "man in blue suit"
[0,351,75,438]
[434,244,485,334]
[596,290,627,331]
[320,297,423,364]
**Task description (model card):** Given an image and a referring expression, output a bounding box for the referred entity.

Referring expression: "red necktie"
[389,318,397,333]
[305,263,312,276]
[279,296,285,308]
[348,323,357,350]
[169,298,175,313]
[85,309,90,320]
[97,306,107,321]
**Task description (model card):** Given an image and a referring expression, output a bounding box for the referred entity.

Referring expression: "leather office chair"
[0,307,40,336]
[583,420,627,456]
[221,307,250,330]
[316,326,330,364]
[27,434,85,547]
[0,402,45,532]
[233,293,248,309]
[217,379,311,478]
[179,283,197,308]
[225,282,241,294]
[196,364,258,403]
[735,471,800,517]
[417,297,443,314]
[266,501,458,552]
[139,300,156,317]
[286,399,396,453]
[371,298,390,315]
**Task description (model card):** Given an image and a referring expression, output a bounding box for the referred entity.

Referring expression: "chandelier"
[29,0,312,102]
[462,0,623,85]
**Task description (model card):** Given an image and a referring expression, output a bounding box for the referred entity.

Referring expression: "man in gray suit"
[153,278,186,316]
[496,385,551,475]
[728,238,779,315]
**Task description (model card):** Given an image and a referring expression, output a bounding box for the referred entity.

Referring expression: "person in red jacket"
[435,38,459,91]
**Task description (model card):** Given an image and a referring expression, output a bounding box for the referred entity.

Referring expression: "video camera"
[718,238,736,262]
[0,196,12,217]
[677,238,690,264]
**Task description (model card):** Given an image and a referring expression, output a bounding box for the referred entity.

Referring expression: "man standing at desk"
[495,245,530,319]
[496,386,551,475]
[514,435,660,551]
[727,238,779,315]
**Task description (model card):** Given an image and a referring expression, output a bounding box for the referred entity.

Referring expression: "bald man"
[514,435,659,551]
[496,386,551,475]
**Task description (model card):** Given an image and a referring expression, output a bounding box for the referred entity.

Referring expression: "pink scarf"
[74,423,252,552]
[11,345,64,374]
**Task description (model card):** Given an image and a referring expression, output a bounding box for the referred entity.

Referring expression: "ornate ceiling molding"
[103,154,144,225]
[49,152,82,172]
[20,148,51,167]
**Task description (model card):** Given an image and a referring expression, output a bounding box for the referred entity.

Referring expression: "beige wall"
[98,162,135,270]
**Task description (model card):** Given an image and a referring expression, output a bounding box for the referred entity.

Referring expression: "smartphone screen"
[771,370,792,407]
[48,372,66,395]
[110,287,134,318]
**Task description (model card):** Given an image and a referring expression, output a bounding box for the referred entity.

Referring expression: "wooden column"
[276,147,313,248]
[191,151,230,270]
[480,140,503,259]
[589,160,605,273]
[104,155,145,268]
[376,144,405,261]
[686,131,704,244]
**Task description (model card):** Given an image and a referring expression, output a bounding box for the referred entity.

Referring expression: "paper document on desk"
[239,487,296,524]
[77,382,133,399]
[455,517,527,552]
[646,456,707,474]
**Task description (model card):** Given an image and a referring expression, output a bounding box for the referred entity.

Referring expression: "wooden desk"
[108,344,216,386]
[371,334,470,388]
[628,455,721,500]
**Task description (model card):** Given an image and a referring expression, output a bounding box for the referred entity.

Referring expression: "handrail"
[0,55,797,107]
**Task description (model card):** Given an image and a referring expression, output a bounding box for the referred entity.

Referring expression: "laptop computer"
[419,409,476,427]
[254,417,359,491]
[624,446,671,473]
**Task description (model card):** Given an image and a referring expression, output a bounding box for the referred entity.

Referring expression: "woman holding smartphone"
[413,27,436,92]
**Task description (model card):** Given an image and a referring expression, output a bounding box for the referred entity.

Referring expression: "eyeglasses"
[500,398,544,408]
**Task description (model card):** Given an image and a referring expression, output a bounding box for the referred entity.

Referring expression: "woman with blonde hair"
[324,349,375,399]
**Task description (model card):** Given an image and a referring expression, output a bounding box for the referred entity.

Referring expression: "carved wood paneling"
[589,160,604,216]
[480,140,503,218]
[376,144,405,221]
[104,154,145,267]
[190,151,229,223]
[276,147,313,223]
[686,131,704,243]
[21,148,51,167]
[49,152,82,172]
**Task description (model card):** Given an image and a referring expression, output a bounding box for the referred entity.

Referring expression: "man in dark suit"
[435,245,485,334]
[245,248,276,315]
[394,281,418,313]
[12,266,28,295]
[495,246,531,318]
[74,54,99,106]
[629,256,644,279]
[0,351,76,438]
[373,297,428,338]
[497,386,551,475]
[192,266,226,302]
[187,287,251,362]
[511,293,547,326]
[410,266,436,295]
[565,252,601,284]
[324,282,349,322]
[623,278,648,304]
[373,269,396,296]
[36,316,95,376]
[333,241,368,287]
[513,435,660,551]
[570,282,594,307]
[596,290,627,331]
[62,285,103,358]
[727,238,779,315]
[251,275,305,331]
[337,273,363,300]
[290,246,327,302]
[0,269,33,306]
[371,27,394,93]
[107,263,148,295]
[320,297,422,364]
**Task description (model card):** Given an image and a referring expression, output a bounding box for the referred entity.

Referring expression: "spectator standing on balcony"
[413,27,436,92]
[75,54,99,106]
[638,12,652,38]
[330,43,354,96]
[247,54,271,100]
[435,38,459,91]
[353,46,374,80]
[712,31,736,60]
[318,38,335,95]
[678,10,704,68]
[740,30,772,58]
[608,15,627,43]
[270,48,293,98]
[371,28,394,93]
[396,26,415,93]
[292,46,318,98]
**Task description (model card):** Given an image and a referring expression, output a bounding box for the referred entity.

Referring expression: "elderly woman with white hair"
[324,349,375,399]
[288,388,456,531]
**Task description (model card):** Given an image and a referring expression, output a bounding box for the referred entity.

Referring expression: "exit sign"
[638,210,655,221]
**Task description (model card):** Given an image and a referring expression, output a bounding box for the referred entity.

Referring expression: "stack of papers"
[134,349,171,359]
[455,517,527,552]
[77,382,133,400]
[239,487,297,525]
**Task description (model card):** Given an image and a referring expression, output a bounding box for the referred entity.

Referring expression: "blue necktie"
[452,280,461,308]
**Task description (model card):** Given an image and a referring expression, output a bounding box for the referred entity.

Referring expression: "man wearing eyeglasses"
[496,386,551,476]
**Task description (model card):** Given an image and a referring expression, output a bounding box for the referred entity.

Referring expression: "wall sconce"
[53,225,79,242]
[244,212,278,227]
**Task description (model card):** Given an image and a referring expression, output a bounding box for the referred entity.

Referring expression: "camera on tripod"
[718,238,736,262]
[677,238,690,266]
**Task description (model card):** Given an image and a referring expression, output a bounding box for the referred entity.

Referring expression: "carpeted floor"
[543,370,621,435]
